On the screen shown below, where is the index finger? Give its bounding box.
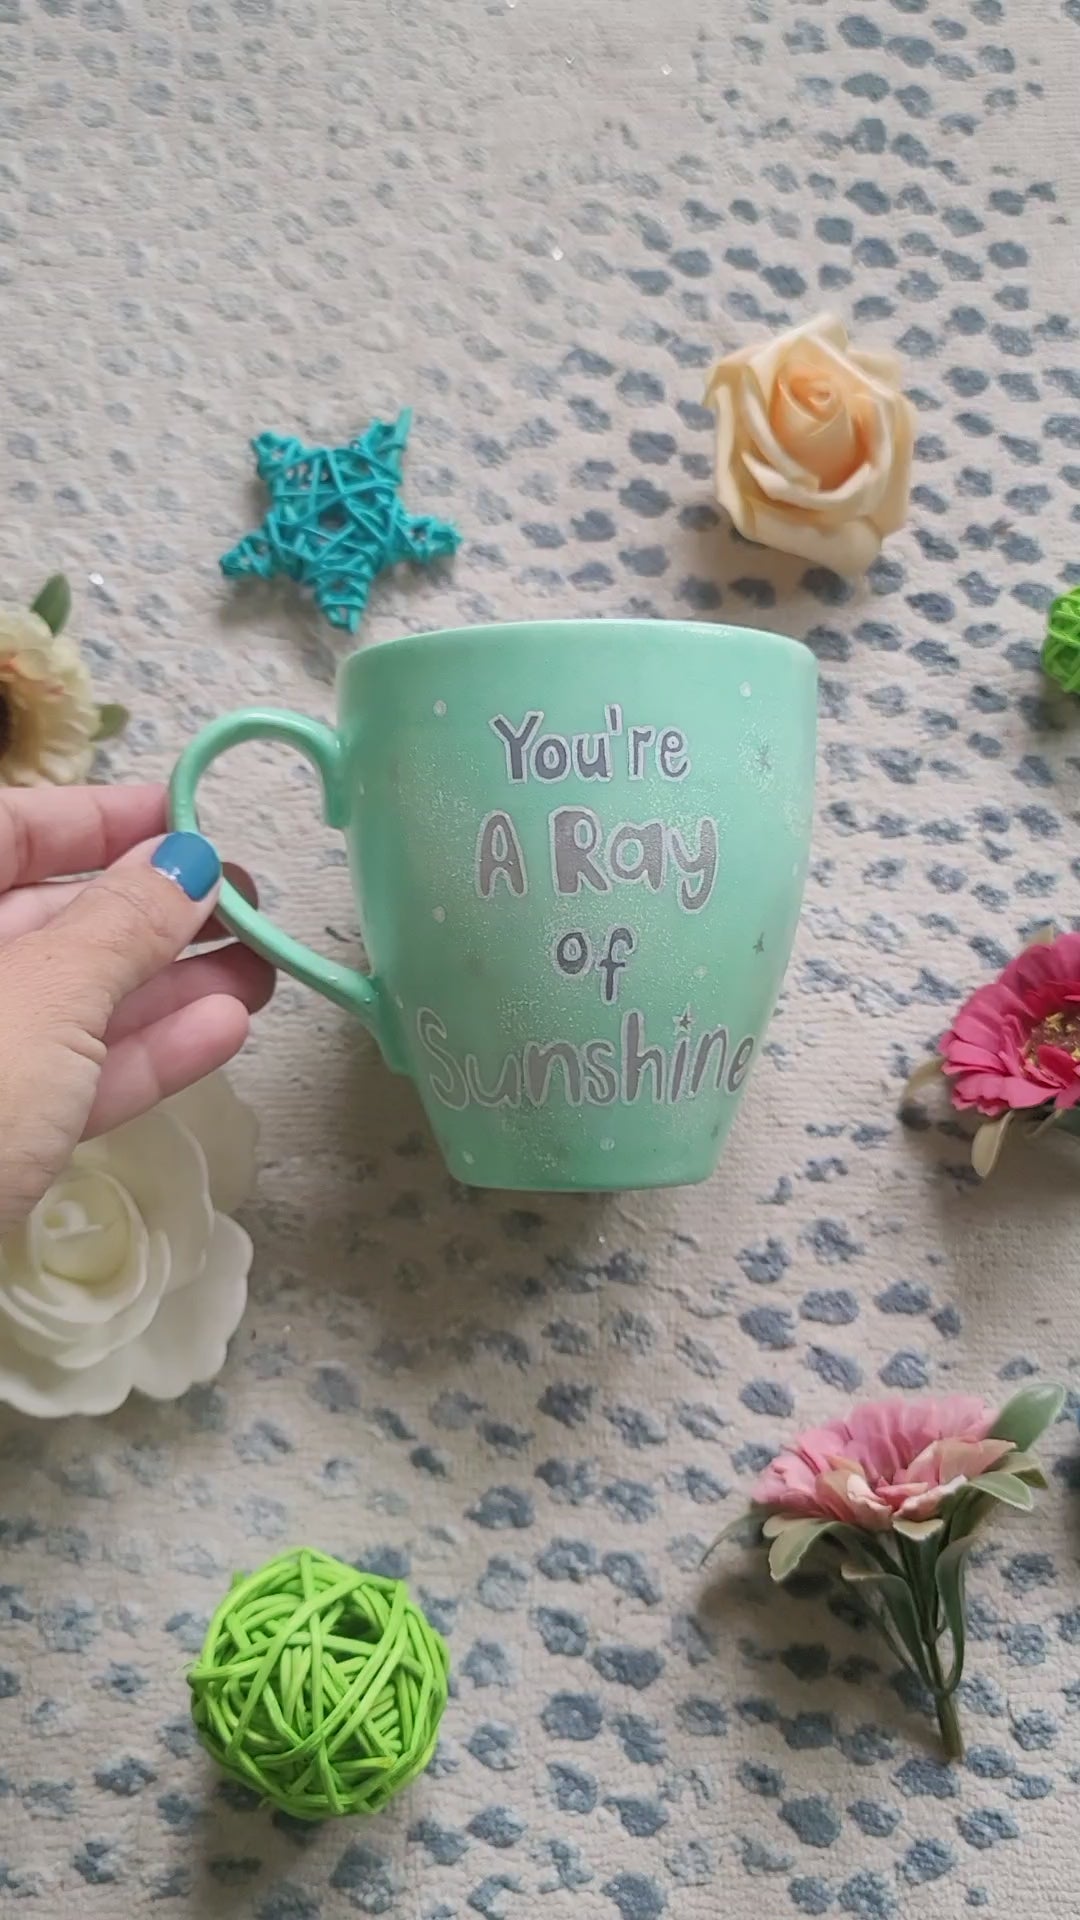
[0,784,168,891]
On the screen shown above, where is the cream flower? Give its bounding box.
[0,606,100,786]
[0,1074,257,1417]
[704,312,915,573]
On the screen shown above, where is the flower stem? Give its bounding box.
[934,1686,964,1762]
[898,1536,965,1763]
[924,1606,963,1760]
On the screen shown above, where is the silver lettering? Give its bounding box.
[608,821,664,890]
[551,808,608,895]
[476,810,528,898]
[623,1010,665,1103]
[490,710,542,782]
[670,817,718,911]
[629,724,655,778]
[690,1024,729,1094]
[417,1008,469,1109]
[525,1042,583,1106]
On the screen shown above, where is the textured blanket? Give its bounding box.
[1,0,1078,1913]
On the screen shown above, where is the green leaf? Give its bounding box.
[971,1112,1013,1177]
[702,1507,766,1563]
[94,703,130,743]
[990,1384,1065,1452]
[823,1523,902,1577]
[835,1583,913,1675]
[871,1573,935,1686]
[935,1537,972,1693]
[903,1057,944,1101]
[968,1471,1035,1512]
[834,1547,935,1685]
[944,1486,1000,1549]
[767,1519,835,1582]
[893,1516,945,1542]
[828,1540,934,1684]
[998,1449,1049,1490]
[30,573,71,636]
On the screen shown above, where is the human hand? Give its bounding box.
[0,784,273,1229]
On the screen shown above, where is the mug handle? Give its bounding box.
[169,708,388,1040]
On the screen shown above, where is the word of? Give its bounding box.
[475,809,718,913]
[553,926,635,1003]
[491,708,690,785]
[417,1007,755,1111]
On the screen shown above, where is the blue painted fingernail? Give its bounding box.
[151,831,222,902]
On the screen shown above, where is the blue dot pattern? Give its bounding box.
[0,0,1079,1915]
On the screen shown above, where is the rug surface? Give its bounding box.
[1,0,1079,1913]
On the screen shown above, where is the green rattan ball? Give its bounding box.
[188,1548,450,1819]
[1042,584,1080,695]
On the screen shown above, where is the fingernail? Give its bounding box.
[151,831,222,902]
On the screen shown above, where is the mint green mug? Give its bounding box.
[170,621,816,1191]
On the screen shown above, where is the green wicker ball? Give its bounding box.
[1042,584,1080,695]
[188,1548,449,1819]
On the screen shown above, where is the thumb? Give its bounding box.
[19,830,224,1034]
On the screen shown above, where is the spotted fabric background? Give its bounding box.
[1,0,1080,1913]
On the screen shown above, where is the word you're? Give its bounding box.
[491,706,691,786]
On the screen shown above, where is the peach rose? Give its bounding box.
[704,312,915,573]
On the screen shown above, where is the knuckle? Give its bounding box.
[89,872,181,954]
[0,1053,97,1228]
[0,1148,50,1229]
[0,791,31,892]
[48,1019,108,1070]
[0,932,112,1039]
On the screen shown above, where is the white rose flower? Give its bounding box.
[0,606,101,786]
[0,1074,257,1417]
[704,311,915,574]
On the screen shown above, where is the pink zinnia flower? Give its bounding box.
[752,1394,1013,1531]
[939,931,1080,1117]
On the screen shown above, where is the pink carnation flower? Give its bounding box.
[939,931,1080,1117]
[752,1394,1012,1531]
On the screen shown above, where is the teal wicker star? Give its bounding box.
[220,409,460,632]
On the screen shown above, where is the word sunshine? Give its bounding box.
[417,1007,755,1111]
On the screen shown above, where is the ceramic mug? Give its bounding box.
[169,620,817,1191]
